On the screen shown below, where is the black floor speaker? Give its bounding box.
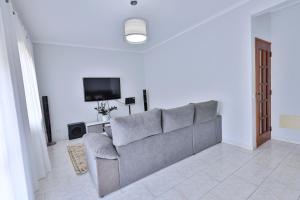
[42,96,56,146]
[68,122,86,140]
[143,89,148,111]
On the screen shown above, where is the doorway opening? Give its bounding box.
[252,0,300,148]
[255,38,272,147]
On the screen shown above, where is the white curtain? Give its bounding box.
[0,115,14,200]
[1,1,51,198]
[0,2,32,200]
[14,14,51,188]
[0,43,15,200]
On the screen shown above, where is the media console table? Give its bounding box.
[85,120,110,134]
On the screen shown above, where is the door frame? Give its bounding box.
[255,38,272,147]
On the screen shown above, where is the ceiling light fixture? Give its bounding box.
[124,1,147,44]
[124,18,147,44]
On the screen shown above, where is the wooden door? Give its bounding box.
[255,38,272,147]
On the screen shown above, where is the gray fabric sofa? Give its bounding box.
[83,100,222,197]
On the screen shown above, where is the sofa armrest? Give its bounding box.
[84,133,118,160]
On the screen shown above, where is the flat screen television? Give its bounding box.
[83,78,121,101]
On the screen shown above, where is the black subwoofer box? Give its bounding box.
[68,122,86,140]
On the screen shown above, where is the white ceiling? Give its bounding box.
[12,0,247,52]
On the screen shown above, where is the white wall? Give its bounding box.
[144,0,291,150]
[252,13,272,42]
[34,44,145,141]
[271,3,300,143]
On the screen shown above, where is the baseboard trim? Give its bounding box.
[271,137,300,145]
[222,139,254,151]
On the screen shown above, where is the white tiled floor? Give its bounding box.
[36,139,300,200]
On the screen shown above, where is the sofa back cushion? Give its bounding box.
[194,101,218,123]
[162,104,194,133]
[111,109,162,146]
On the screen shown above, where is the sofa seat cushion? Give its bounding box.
[193,101,218,123]
[83,133,118,160]
[162,104,194,133]
[111,109,162,146]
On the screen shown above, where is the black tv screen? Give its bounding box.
[83,78,121,101]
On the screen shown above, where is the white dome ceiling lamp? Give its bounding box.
[124,1,147,44]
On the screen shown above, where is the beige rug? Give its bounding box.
[67,144,88,175]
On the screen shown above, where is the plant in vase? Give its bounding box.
[94,101,117,121]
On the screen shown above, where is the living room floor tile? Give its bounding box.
[174,171,219,200]
[172,156,211,179]
[155,188,186,200]
[202,158,241,181]
[268,164,300,190]
[248,178,300,200]
[200,193,220,200]
[140,166,186,196]
[208,176,257,200]
[120,181,155,200]
[234,161,274,185]
[35,139,300,200]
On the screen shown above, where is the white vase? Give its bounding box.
[102,115,110,122]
